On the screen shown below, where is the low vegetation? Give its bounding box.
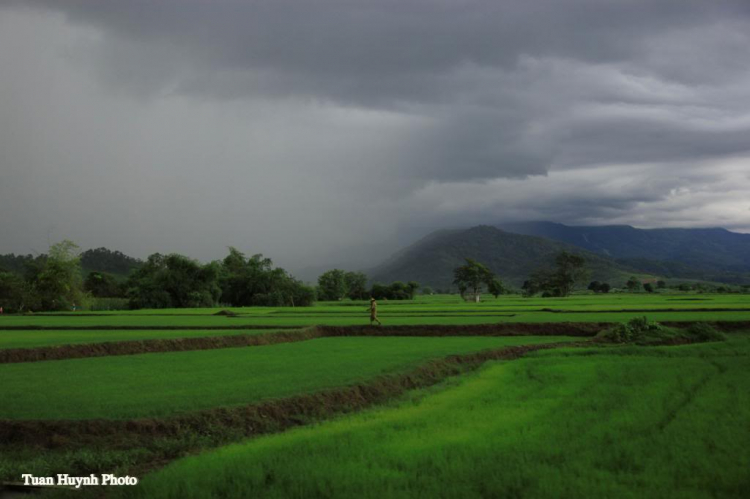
[0,292,748,498]
[0,336,574,420]
[596,317,728,345]
[0,328,286,350]
[126,334,750,499]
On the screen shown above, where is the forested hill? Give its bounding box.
[0,248,142,279]
[369,225,638,290]
[498,222,750,284]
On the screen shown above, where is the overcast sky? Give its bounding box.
[2,0,750,274]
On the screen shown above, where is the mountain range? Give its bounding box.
[4,221,749,289]
[369,225,639,290]
[498,222,750,284]
[369,222,750,289]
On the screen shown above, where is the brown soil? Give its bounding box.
[0,323,604,364]
[316,322,607,337]
[3,321,748,364]
[0,329,325,364]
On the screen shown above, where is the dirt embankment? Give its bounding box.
[316,323,607,338]
[0,329,325,364]
[0,323,604,364]
[3,321,748,364]
[0,342,574,449]
[662,321,750,331]
[0,324,300,331]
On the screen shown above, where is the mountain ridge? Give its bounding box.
[369,225,642,290]
[498,221,750,283]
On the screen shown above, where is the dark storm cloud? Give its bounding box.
[24,0,747,180]
[1,0,750,271]
[11,0,747,95]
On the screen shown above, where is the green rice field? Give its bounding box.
[0,293,748,498]
[1,294,749,332]
[127,334,750,499]
[0,328,285,350]
[0,336,575,420]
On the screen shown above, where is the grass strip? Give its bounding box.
[0,328,290,350]
[0,329,321,364]
[0,341,575,451]
[128,337,750,499]
[3,321,748,364]
[0,337,579,420]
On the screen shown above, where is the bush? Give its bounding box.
[684,323,727,342]
[597,318,728,345]
[596,316,671,344]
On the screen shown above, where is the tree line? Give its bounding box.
[0,241,315,312]
[316,269,421,301]
[3,241,739,312]
[0,241,430,312]
[452,251,589,301]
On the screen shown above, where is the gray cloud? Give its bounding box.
[1,1,749,274]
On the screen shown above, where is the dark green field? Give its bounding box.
[132,336,750,499]
[0,336,575,420]
[0,293,748,498]
[2,294,749,333]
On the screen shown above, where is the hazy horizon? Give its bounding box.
[2,1,750,273]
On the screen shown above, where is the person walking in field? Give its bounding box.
[368,297,382,326]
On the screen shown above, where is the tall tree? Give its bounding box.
[126,253,221,309]
[406,281,420,300]
[345,271,369,300]
[84,271,124,298]
[552,251,589,297]
[626,277,642,292]
[36,240,87,310]
[0,271,27,312]
[487,278,506,298]
[218,248,314,307]
[318,269,349,301]
[453,259,495,303]
[524,252,589,297]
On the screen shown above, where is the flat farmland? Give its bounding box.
[132,335,750,499]
[0,328,287,349]
[1,294,749,331]
[0,336,576,420]
[0,293,748,498]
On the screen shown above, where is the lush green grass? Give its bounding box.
[0,336,575,420]
[2,294,749,329]
[0,329,289,350]
[2,294,749,497]
[129,334,750,499]
[1,310,748,328]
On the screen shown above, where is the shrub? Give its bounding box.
[596,316,671,344]
[684,323,727,342]
[214,309,238,317]
[598,318,728,345]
